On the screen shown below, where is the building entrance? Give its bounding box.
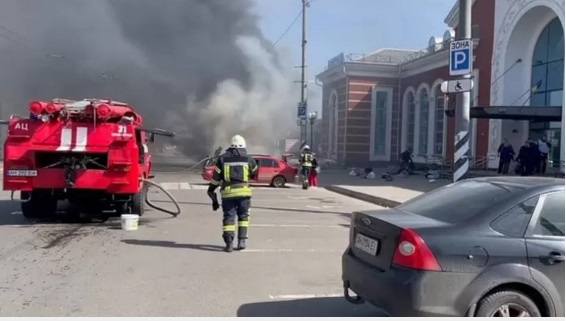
[529,121,562,168]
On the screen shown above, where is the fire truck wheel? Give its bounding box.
[129,185,148,216]
[20,191,58,219]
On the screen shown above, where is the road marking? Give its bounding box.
[287,196,309,200]
[179,182,192,190]
[269,294,343,300]
[252,224,343,228]
[189,184,208,190]
[306,205,344,209]
[156,182,292,191]
[242,249,342,253]
[160,182,180,190]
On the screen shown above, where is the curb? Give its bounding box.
[325,185,402,208]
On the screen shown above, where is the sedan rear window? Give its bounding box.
[395,180,523,224]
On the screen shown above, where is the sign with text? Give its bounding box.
[449,39,473,76]
[327,53,345,69]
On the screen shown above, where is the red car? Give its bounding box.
[202,154,298,188]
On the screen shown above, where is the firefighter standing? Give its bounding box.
[207,135,258,253]
[299,145,317,189]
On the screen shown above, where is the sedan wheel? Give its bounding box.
[271,176,286,188]
[490,304,531,317]
[475,290,540,317]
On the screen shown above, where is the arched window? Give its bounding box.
[406,92,415,151]
[529,17,564,168]
[530,17,564,106]
[418,88,429,155]
[433,84,445,156]
[328,92,339,159]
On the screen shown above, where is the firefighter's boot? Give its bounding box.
[237,239,246,251]
[223,234,234,253]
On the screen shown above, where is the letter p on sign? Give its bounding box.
[449,39,473,76]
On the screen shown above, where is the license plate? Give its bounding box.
[6,170,37,177]
[354,234,379,256]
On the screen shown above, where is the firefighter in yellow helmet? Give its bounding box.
[207,135,258,252]
[299,145,317,189]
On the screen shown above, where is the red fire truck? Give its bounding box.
[2,98,176,220]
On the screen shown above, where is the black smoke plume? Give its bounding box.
[0,0,297,159]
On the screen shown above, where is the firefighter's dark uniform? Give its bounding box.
[299,151,316,188]
[208,147,258,252]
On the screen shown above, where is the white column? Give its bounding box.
[428,97,436,157]
[414,99,421,161]
[487,121,502,169]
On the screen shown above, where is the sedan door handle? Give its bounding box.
[540,252,565,264]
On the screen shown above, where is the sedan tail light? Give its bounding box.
[392,228,441,271]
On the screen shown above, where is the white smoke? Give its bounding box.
[192,36,297,155]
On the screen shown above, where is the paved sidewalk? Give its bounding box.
[319,169,451,208]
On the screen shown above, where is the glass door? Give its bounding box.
[547,90,563,168]
[547,128,562,168]
[529,124,562,169]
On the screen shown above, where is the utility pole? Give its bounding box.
[299,0,308,148]
[453,0,472,182]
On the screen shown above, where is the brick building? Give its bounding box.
[316,0,496,167]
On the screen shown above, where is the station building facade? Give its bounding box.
[488,0,564,170]
[316,0,564,172]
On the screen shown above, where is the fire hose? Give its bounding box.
[141,178,182,216]
[139,156,211,216]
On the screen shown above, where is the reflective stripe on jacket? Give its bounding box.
[210,148,258,199]
[300,152,314,168]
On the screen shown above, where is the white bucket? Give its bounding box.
[121,214,140,231]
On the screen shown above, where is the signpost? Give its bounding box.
[450,0,473,183]
[440,78,474,94]
[449,39,473,76]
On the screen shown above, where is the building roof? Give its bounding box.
[353,48,422,65]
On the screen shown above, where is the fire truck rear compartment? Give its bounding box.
[35,151,109,169]
[19,188,143,220]
[15,152,144,219]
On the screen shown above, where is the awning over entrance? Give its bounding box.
[445,106,562,122]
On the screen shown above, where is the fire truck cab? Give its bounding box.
[2,98,172,220]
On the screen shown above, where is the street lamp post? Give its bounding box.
[308,111,317,150]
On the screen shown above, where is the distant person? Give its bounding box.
[299,145,316,189]
[213,146,223,158]
[528,139,540,175]
[399,148,415,174]
[537,135,551,174]
[516,140,533,176]
[308,156,319,187]
[497,138,515,175]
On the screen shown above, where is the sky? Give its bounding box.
[252,0,456,108]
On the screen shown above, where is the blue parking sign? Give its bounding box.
[449,39,473,76]
[297,102,307,118]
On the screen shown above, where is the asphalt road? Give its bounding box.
[0,171,386,317]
